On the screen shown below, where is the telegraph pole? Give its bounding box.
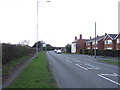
[94,22,96,58]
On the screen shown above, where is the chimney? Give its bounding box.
[105,33,107,35]
[90,36,92,39]
[97,35,99,37]
[75,36,77,40]
[80,34,82,39]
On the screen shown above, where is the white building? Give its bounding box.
[71,42,76,53]
[71,36,77,53]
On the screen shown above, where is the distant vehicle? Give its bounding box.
[54,49,57,53]
[57,49,62,54]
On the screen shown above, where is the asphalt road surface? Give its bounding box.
[46,51,120,88]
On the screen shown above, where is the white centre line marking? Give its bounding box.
[87,67,100,69]
[75,64,88,70]
[98,73,120,86]
[75,63,100,70]
[85,64,101,70]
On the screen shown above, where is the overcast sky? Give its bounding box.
[0,0,119,47]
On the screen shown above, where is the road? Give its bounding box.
[46,51,120,88]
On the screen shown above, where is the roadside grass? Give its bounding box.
[106,57,120,60]
[8,51,58,88]
[97,60,120,65]
[3,56,32,77]
[102,56,120,60]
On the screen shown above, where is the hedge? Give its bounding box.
[84,49,120,57]
[2,43,36,64]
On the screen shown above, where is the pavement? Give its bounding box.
[46,51,120,88]
[2,55,36,88]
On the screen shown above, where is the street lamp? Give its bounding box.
[36,0,51,57]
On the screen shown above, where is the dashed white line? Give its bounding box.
[98,73,120,85]
[85,64,95,67]
[66,59,72,63]
[75,63,100,70]
[75,64,88,70]
[87,67,100,70]
[85,64,100,70]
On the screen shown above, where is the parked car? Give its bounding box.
[57,49,62,54]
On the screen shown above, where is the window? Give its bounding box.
[104,40,107,44]
[108,40,112,44]
[87,47,90,49]
[117,38,120,44]
[87,43,90,45]
[105,40,112,44]
[92,41,98,45]
[94,47,98,49]
[107,47,112,50]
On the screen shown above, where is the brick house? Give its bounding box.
[71,34,89,53]
[85,35,105,50]
[71,33,119,54]
[103,34,118,50]
[115,33,120,50]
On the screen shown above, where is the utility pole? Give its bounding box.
[94,22,96,58]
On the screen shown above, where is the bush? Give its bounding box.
[84,49,120,57]
[84,50,88,54]
[88,50,94,55]
[2,43,36,64]
[65,44,71,53]
[80,49,83,54]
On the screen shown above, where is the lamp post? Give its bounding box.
[36,0,51,57]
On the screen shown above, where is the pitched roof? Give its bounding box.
[103,34,118,40]
[91,35,105,41]
[72,39,90,43]
[84,39,90,44]
[86,35,105,43]
[115,33,120,39]
[108,34,118,39]
[72,39,78,43]
[84,39,90,41]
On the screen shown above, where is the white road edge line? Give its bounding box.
[87,68,100,69]
[66,59,72,63]
[98,74,120,86]
[100,73,120,76]
[75,64,88,70]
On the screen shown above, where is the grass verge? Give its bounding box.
[97,60,120,65]
[8,51,58,88]
[3,56,32,77]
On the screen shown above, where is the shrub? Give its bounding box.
[84,49,120,57]
[79,49,82,54]
[2,43,35,64]
[84,50,88,54]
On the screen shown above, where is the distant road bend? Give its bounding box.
[46,51,119,88]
